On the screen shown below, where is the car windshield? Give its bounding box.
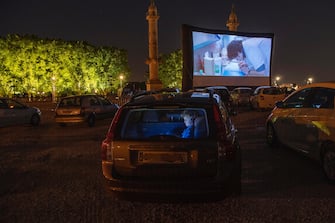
[120,108,208,140]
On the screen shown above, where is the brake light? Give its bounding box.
[101,106,123,161]
[106,106,123,140]
[101,139,112,161]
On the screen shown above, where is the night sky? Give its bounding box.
[1,0,334,85]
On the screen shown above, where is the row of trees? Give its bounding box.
[0,34,130,100]
[0,34,183,100]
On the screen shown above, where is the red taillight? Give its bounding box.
[101,106,123,161]
[101,139,110,161]
[106,106,123,140]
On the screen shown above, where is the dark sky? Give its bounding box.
[1,0,334,85]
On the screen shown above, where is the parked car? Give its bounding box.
[230,87,253,107]
[55,94,119,127]
[101,91,241,197]
[266,82,335,183]
[250,86,286,110]
[205,86,237,115]
[0,97,41,127]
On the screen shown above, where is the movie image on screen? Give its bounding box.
[193,32,272,77]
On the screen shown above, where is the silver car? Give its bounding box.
[55,94,119,127]
[0,98,41,127]
[266,82,335,183]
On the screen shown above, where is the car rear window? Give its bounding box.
[59,97,81,107]
[120,108,209,140]
[263,88,283,95]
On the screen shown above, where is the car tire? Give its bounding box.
[266,123,278,147]
[31,114,40,126]
[87,114,95,127]
[322,144,335,183]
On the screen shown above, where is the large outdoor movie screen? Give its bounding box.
[182,24,274,90]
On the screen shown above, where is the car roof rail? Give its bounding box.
[130,88,180,101]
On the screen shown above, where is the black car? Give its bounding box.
[205,86,237,115]
[101,91,241,197]
[0,97,41,127]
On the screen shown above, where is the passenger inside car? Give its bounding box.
[180,110,196,138]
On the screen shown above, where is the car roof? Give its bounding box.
[125,91,218,107]
[206,86,229,90]
[298,81,335,90]
[60,94,99,99]
[233,87,252,90]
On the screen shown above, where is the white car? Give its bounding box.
[250,86,286,110]
[0,98,41,127]
[266,82,335,183]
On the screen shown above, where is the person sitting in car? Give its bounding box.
[180,110,196,138]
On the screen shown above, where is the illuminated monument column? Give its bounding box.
[226,4,239,31]
[146,0,163,91]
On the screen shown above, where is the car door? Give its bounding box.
[293,87,335,156]
[273,88,313,150]
[97,96,117,118]
[7,99,31,125]
[87,96,103,118]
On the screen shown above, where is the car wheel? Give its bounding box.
[266,124,278,147]
[87,115,95,127]
[31,114,40,126]
[322,144,335,183]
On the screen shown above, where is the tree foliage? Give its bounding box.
[158,49,183,89]
[0,34,129,98]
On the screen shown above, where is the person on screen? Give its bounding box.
[226,38,271,76]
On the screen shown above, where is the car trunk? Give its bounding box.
[112,140,218,179]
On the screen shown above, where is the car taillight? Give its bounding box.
[101,139,112,161]
[260,95,265,100]
[213,104,235,160]
[101,106,123,161]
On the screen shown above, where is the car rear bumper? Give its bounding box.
[55,116,86,123]
[102,162,236,195]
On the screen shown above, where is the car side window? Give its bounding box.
[284,88,312,108]
[88,96,100,106]
[99,97,112,106]
[310,87,335,109]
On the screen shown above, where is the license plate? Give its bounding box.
[138,151,188,164]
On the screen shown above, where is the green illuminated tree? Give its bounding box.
[0,34,129,98]
[158,49,183,89]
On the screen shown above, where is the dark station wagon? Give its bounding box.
[101,91,241,197]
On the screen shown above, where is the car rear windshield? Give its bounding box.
[120,108,209,140]
[58,97,82,107]
[263,88,283,95]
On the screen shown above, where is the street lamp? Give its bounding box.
[275,76,281,86]
[307,77,313,84]
[119,75,124,89]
